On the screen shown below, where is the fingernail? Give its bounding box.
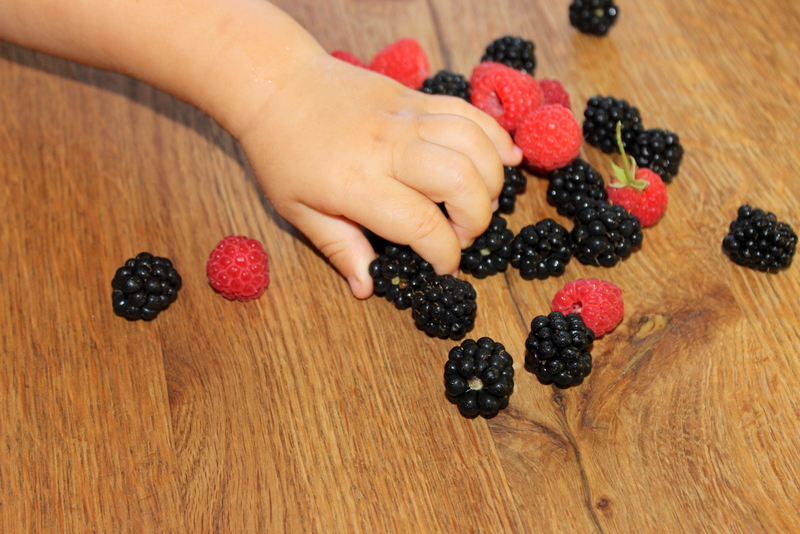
[513,145,524,159]
[491,199,499,212]
[349,276,362,295]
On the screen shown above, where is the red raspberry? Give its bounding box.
[606,122,668,226]
[368,38,430,89]
[514,104,582,173]
[539,78,571,109]
[331,49,366,68]
[552,278,623,337]
[469,62,543,134]
[206,235,270,302]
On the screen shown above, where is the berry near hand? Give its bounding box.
[497,165,528,215]
[460,214,514,278]
[470,61,543,134]
[526,311,594,387]
[368,38,430,89]
[111,252,182,321]
[331,49,366,68]
[369,243,433,309]
[420,70,471,102]
[514,104,583,174]
[206,235,270,301]
[551,278,623,337]
[444,337,515,417]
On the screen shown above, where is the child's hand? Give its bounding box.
[238,53,522,298]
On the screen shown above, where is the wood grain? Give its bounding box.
[2,0,800,532]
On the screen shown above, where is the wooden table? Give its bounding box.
[3,1,800,532]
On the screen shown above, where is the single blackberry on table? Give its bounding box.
[111,252,182,320]
[510,219,573,280]
[571,199,644,267]
[480,35,536,75]
[526,311,594,387]
[444,337,515,417]
[369,244,433,310]
[461,214,514,278]
[547,158,608,219]
[569,0,619,36]
[583,95,643,154]
[628,128,684,184]
[722,205,798,272]
[498,165,528,215]
[420,70,471,102]
[411,274,477,340]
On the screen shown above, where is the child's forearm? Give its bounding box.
[0,0,325,137]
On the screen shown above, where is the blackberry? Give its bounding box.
[510,219,573,280]
[411,274,477,340]
[498,165,528,215]
[460,214,514,278]
[722,205,798,272]
[420,70,471,102]
[583,95,643,154]
[369,244,433,310]
[444,337,514,417]
[111,252,182,320]
[481,35,536,75]
[628,128,684,184]
[571,199,644,267]
[547,158,608,219]
[569,0,619,36]
[525,311,594,387]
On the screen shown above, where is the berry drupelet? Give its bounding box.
[510,219,573,280]
[444,337,515,417]
[460,214,514,278]
[571,199,644,267]
[547,158,608,220]
[420,70,471,102]
[525,311,594,387]
[583,95,643,154]
[369,244,433,310]
[498,165,528,215]
[722,205,798,272]
[628,128,684,184]
[411,274,477,340]
[481,35,536,75]
[569,0,619,36]
[111,252,182,320]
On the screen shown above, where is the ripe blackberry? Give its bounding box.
[526,311,594,387]
[369,244,433,310]
[569,0,619,36]
[628,128,684,184]
[547,158,608,219]
[480,35,536,75]
[444,337,515,417]
[412,274,477,340]
[420,70,471,102]
[460,214,514,278]
[510,219,573,280]
[111,252,182,320]
[583,95,643,154]
[571,199,644,267]
[498,165,528,215]
[722,205,798,272]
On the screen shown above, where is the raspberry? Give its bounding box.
[569,0,619,36]
[514,104,583,173]
[368,38,430,89]
[722,205,798,272]
[605,122,668,227]
[331,49,366,68]
[111,252,182,321]
[480,35,536,75]
[547,158,608,220]
[497,165,528,214]
[420,70,471,102]
[551,278,623,337]
[460,214,514,278]
[525,311,594,387]
[470,62,543,134]
[444,337,515,417]
[206,235,270,301]
[539,78,571,109]
[369,243,433,309]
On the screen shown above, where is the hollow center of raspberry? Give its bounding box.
[468,376,484,391]
[569,300,583,314]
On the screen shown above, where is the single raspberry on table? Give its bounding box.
[539,78,571,109]
[514,104,582,174]
[605,122,668,227]
[551,278,623,337]
[206,235,270,301]
[368,38,430,89]
[331,49,366,68]
[470,61,543,134]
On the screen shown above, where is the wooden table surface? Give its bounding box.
[3,0,800,532]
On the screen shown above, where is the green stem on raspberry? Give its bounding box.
[609,121,649,192]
